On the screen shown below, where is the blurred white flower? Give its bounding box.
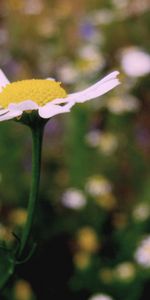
[134,236,150,267]
[88,294,114,300]
[113,0,150,17]
[112,0,128,9]
[57,62,78,84]
[114,262,136,281]
[61,188,86,209]
[23,0,44,15]
[90,9,115,25]
[128,0,150,15]
[133,203,150,222]
[77,45,105,74]
[37,18,56,37]
[98,132,118,155]
[86,175,112,197]
[86,130,118,155]
[120,47,150,77]
[106,95,140,114]
[78,45,101,61]
[85,130,101,147]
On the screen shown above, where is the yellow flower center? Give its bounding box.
[0,79,67,108]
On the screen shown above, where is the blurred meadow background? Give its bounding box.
[0,0,150,299]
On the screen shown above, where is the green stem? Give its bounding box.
[18,123,44,257]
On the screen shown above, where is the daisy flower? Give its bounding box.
[134,236,150,267]
[88,294,114,300]
[0,69,120,122]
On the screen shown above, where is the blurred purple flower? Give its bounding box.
[79,21,97,41]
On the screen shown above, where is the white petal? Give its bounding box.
[65,71,120,103]
[52,72,119,105]
[97,71,119,84]
[38,101,75,119]
[8,100,38,112]
[66,80,120,103]
[0,110,22,122]
[46,77,55,81]
[0,108,9,116]
[0,69,10,91]
[70,71,119,97]
[51,98,68,104]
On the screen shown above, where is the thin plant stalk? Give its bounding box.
[18,123,44,257]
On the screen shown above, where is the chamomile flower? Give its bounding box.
[88,294,114,300]
[61,188,86,209]
[120,47,150,77]
[134,236,150,267]
[0,69,120,122]
[114,262,136,282]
